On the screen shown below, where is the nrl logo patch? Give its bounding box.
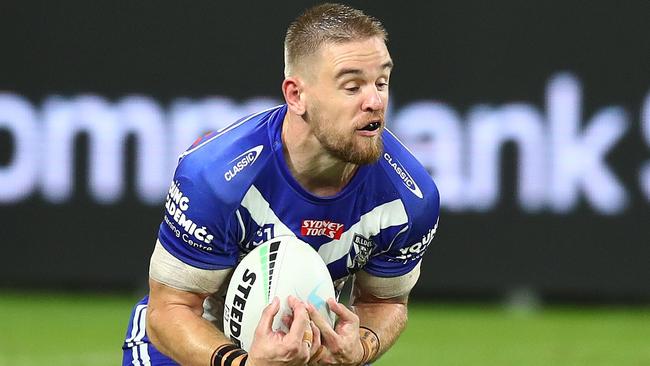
[347,233,374,271]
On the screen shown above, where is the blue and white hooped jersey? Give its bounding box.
[160,104,440,288]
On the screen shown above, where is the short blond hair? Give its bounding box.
[284,3,388,77]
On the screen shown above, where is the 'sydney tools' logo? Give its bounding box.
[301,220,345,240]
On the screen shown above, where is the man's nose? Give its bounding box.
[361,87,384,112]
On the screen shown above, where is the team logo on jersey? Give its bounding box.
[243,224,275,252]
[164,181,215,251]
[224,145,264,181]
[301,220,345,240]
[347,234,375,271]
[383,152,423,199]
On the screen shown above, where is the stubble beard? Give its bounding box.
[307,106,384,165]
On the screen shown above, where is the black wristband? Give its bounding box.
[211,344,238,366]
[223,349,247,366]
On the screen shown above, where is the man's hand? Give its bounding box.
[306,298,365,366]
[248,296,322,366]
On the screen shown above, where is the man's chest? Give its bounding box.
[235,185,409,282]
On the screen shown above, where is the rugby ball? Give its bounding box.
[223,236,336,351]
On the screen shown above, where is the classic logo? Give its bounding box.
[301,220,345,240]
[383,152,423,199]
[347,233,374,270]
[224,145,264,181]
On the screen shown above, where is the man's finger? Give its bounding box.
[306,302,338,341]
[326,298,357,323]
[282,312,294,330]
[285,297,311,344]
[302,329,313,348]
[308,321,322,360]
[257,296,280,334]
[287,295,304,309]
[308,345,326,366]
[310,320,321,348]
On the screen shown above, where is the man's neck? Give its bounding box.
[281,113,358,197]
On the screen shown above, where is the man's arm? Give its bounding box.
[145,241,235,365]
[146,241,317,366]
[147,278,232,366]
[307,263,421,365]
[350,300,407,363]
[349,267,417,363]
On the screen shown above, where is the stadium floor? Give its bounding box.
[1,291,649,366]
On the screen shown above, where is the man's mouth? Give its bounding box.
[358,121,381,132]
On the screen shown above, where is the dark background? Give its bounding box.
[1,0,649,302]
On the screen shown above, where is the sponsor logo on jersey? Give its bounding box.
[392,220,438,262]
[383,152,423,199]
[301,220,345,240]
[224,145,264,181]
[164,181,215,251]
[348,233,374,270]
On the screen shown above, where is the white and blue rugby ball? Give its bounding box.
[223,236,336,351]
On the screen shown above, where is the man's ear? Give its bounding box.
[282,77,306,116]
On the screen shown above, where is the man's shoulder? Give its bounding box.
[173,105,285,204]
[364,129,440,271]
[378,128,440,207]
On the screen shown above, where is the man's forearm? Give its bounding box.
[351,301,408,362]
[147,279,232,366]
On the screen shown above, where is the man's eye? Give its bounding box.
[377,83,389,90]
[345,87,360,92]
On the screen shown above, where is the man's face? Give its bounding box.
[302,37,392,165]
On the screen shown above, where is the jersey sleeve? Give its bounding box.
[157,157,241,270]
[364,185,440,278]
